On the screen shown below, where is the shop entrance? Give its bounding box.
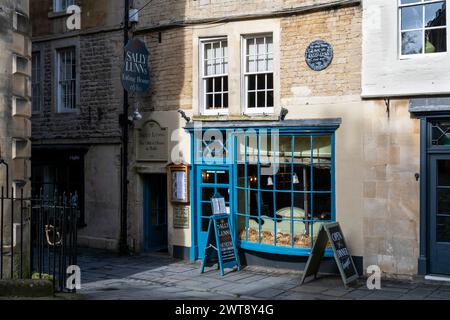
[196,167,231,258]
[143,174,168,252]
[429,155,450,275]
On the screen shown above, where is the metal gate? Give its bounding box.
[0,188,78,293]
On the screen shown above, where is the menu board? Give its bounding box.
[301,222,359,287]
[200,214,240,276]
[216,217,236,264]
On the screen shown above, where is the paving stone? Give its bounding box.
[321,288,354,297]
[251,288,285,299]
[291,285,328,294]
[342,289,373,299]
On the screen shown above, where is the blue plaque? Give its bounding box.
[305,40,333,71]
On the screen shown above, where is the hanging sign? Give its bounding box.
[200,214,240,276]
[121,38,150,93]
[305,39,333,71]
[300,222,359,288]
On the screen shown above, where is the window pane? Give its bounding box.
[214,77,222,92]
[438,160,450,186]
[437,216,450,243]
[206,78,213,93]
[402,30,423,55]
[401,6,423,30]
[437,188,450,215]
[248,92,256,108]
[313,165,331,191]
[401,0,419,4]
[267,91,274,108]
[247,38,256,55]
[425,28,447,53]
[313,136,332,162]
[257,74,266,90]
[432,121,450,145]
[223,76,228,92]
[293,136,311,162]
[267,73,273,90]
[223,93,228,109]
[206,94,213,109]
[214,94,222,108]
[276,163,292,191]
[257,91,266,108]
[425,2,446,27]
[293,164,311,192]
[279,136,293,162]
[248,75,256,90]
[313,194,332,221]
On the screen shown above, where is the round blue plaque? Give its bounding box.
[305,40,333,71]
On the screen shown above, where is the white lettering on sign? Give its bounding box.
[125,52,149,74]
[331,231,343,242]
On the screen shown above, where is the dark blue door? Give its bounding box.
[144,174,168,252]
[430,155,450,275]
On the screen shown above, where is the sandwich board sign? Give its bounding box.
[300,222,359,288]
[200,194,240,276]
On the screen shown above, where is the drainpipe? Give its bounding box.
[119,0,130,255]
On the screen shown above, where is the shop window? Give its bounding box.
[243,35,274,113]
[56,47,77,112]
[399,0,447,56]
[32,52,41,112]
[236,132,334,250]
[200,38,229,114]
[53,0,75,12]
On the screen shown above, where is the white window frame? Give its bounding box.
[200,37,229,115]
[398,0,448,59]
[53,0,75,12]
[56,47,77,113]
[241,34,274,115]
[32,52,41,113]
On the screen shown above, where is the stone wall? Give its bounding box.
[31,30,123,144]
[136,0,352,28]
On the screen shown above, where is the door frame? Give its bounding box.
[418,116,450,275]
[194,165,232,260]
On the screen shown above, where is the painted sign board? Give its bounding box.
[200,214,240,276]
[300,222,359,288]
[305,39,333,71]
[121,38,150,93]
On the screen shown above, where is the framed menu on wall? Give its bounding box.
[167,163,190,204]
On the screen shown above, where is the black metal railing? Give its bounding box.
[0,188,78,293]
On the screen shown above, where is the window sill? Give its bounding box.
[399,51,448,60]
[48,11,71,19]
[193,114,279,121]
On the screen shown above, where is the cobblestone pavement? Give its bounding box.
[77,248,450,300]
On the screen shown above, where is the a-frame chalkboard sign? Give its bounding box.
[200,214,240,276]
[300,222,359,288]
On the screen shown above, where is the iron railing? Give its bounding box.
[0,188,78,293]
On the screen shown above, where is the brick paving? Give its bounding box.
[76,248,450,300]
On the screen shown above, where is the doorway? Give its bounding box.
[143,174,168,252]
[429,155,450,275]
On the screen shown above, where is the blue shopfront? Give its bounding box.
[186,119,341,267]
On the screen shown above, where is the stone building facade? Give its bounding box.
[30,0,124,250]
[125,0,436,279]
[0,0,32,277]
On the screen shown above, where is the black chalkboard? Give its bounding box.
[216,217,236,264]
[200,214,240,276]
[301,222,359,287]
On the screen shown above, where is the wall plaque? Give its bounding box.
[305,39,333,71]
[137,120,168,162]
[173,205,189,229]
